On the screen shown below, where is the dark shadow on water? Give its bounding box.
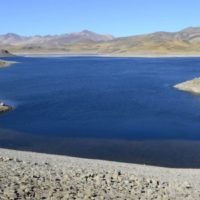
[1,128,200,168]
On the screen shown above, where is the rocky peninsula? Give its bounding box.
[174,77,200,94]
[0,148,199,199]
[0,60,12,68]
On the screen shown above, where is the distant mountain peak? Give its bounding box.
[4,33,19,36]
[180,26,200,33]
[3,33,21,39]
[67,30,115,41]
[0,30,114,46]
[81,29,93,33]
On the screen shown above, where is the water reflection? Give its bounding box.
[1,128,200,168]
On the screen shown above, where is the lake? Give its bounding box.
[1,56,200,167]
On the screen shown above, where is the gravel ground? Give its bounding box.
[0,148,200,200]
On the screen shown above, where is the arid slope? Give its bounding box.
[1,27,200,55]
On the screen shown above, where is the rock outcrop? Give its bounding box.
[0,103,12,113]
[0,49,13,57]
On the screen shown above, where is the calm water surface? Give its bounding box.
[1,56,200,167]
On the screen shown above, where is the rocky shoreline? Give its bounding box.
[174,77,200,94]
[0,148,200,199]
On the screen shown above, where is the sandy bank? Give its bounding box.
[0,148,200,199]
[174,77,200,94]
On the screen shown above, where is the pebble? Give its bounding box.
[0,150,199,200]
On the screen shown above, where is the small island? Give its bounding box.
[0,102,12,113]
[174,77,200,94]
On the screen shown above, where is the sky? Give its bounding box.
[0,0,200,37]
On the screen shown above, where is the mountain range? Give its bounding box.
[1,27,200,56]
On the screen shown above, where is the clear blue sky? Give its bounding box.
[0,0,200,36]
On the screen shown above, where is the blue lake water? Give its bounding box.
[1,56,200,167]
